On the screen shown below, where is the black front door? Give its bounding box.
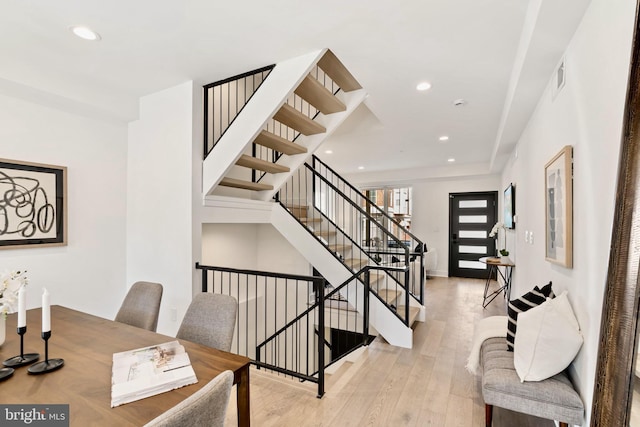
[449,192,498,279]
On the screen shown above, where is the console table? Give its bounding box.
[479,256,515,308]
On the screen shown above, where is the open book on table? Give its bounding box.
[111,340,198,407]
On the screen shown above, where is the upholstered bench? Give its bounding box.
[480,337,584,427]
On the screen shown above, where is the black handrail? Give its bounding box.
[278,164,415,317]
[304,163,409,249]
[312,154,423,245]
[311,155,425,304]
[196,262,323,290]
[298,162,420,310]
[196,262,327,397]
[255,264,406,376]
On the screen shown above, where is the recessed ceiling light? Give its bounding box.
[69,26,101,41]
[325,150,333,154]
[358,166,365,170]
[439,136,449,141]
[447,158,456,163]
[416,82,432,91]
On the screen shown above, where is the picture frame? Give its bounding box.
[544,146,573,268]
[0,158,67,249]
[504,183,515,229]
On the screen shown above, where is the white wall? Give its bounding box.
[500,0,635,423]
[0,94,128,318]
[201,224,260,269]
[256,225,313,275]
[201,223,310,276]
[127,81,200,336]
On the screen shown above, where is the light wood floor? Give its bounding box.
[225,276,554,426]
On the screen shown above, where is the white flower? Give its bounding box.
[0,270,28,315]
[489,222,505,238]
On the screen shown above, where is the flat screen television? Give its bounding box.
[504,183,515,229]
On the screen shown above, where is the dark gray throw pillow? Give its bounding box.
[506,281,555,351]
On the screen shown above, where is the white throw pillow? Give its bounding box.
[513,291,583,382]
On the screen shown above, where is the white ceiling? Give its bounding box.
[0,0,590,181]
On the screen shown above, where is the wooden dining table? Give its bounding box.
[0,305,251,426]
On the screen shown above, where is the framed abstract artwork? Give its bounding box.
[544,146,573,268]
[0,159,67,249]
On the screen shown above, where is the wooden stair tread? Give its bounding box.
[324,347,369,393]
[253,130,307,155]
[273,104,326,135]
[314,230,337,238]
[298,217,322,224]
[317,50,362,92]
[294,74,347,115]
[344,258,368,270]
[377,289,401,304]
[235,155,289,174]
[219,177,273,191]
[327,243,351,252]
[396,305,420,326]
[325,360,353,385]
[359,270,386,285]
[249,365,316,393]
[285,205,308,217]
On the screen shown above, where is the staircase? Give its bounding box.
[201,49,425,349]
[272,168,423,348]
[203,49,366,201]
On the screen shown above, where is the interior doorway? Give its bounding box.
[448,192,498,279]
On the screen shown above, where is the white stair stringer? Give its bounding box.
[270,204,413,349]
[202,195,274,224]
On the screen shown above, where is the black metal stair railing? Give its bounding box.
[195,262,399,398]
[203,65,275,158]
[196,262,326,396]
[203,63,345,185]
[277,163,419,326]
[254,264,405,395]
[311,155,426,304]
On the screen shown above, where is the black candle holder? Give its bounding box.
[3,326,40,368]
[28,331,64,374]
[0,367,14,381]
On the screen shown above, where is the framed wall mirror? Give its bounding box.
[591,2,640,425]
[503,183,515,230]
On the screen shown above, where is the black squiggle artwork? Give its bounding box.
[0,171,56,239]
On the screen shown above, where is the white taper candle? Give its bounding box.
[17,286,26,328]
[42,288,50,333]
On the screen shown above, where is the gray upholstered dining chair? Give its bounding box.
[143,370,234,427]
[176,293,237,352]
[114,281,163,332]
